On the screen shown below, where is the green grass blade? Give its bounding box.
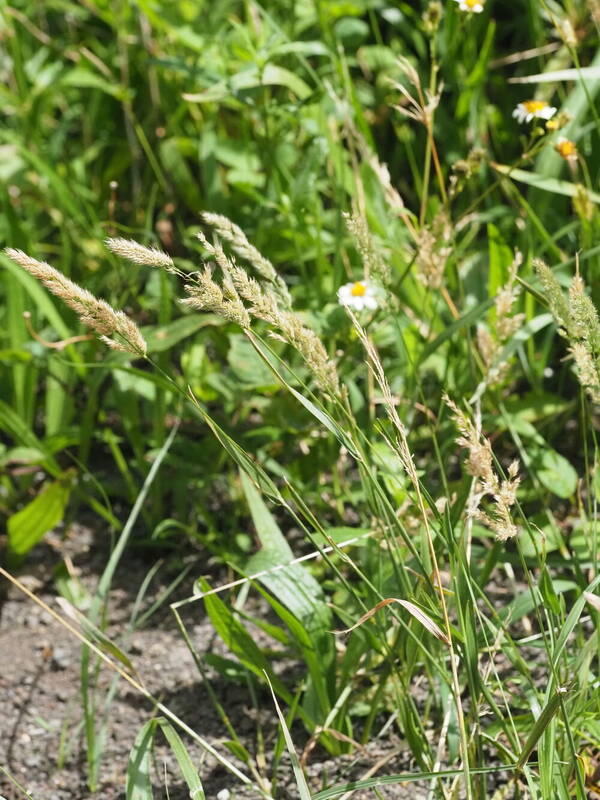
[516,688,568,771]
[126,719,156,800]
[491,164,600,204]
[264,671,312,800]
[157,718,206,800]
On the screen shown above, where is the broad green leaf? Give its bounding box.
[143,314,223,353]
[240,472,333,649]
[532,447,578,499]
[113,369,157,401]
[498,579,576,617]
[112,365,176,394]
[228,336,277,388]
[271,41,330,58]
[61,68,124,98]
[501,411,577,498]
[240,470,292,559]
[253,582,331,721]
[518,524,563,558]
[0,446,46,467]
[503,392,569,423]
[310,526,371,547]
[8,471,74,556]
[196,577,290,701]
[183,64,312,103]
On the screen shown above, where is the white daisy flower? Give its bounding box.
[453,0,485,11]
[337,280,378,311]
[512,100,557,124]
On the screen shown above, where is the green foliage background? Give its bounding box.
[2,1,600,796]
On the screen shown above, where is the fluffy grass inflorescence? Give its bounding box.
[445,395,520,541]
[534,258,600,402]
[477,250,525,385]
[4,2,600,799]
[105,238,176,271]
[106,221,341,396]
[201,212,292,308]
[196,228,340,395]
[5,248,147,356]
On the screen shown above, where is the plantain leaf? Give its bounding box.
[8,470,74,557]
[143,314,223,353]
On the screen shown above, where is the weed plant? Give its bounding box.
[2,1,600,799]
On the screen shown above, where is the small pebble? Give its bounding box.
[51,647,71,670]
[130,637,144,655]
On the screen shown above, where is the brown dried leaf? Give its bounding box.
[334,596,450,645]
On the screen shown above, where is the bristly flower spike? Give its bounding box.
[4,248,147,356]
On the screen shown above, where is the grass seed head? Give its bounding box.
[201,212,292,308]
[535,258,600,402]
[344,211,390,285]
[5,248,147,356]
[182,266,251,328]
[445,394,520,541]
[414,215,451,289]
[105,237,175,271]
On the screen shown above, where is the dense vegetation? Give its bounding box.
[2,0,600,797]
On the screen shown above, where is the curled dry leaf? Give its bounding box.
[334,596,450,645]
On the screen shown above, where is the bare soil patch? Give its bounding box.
[0,526,424,800]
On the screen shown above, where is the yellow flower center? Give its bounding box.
[556,139,577,159]
[465,0,482,7]
[522,100,548,114]
[350,281,367,297]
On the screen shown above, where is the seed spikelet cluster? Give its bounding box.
[477,250,525,385]
[534,259,600,403]
[445,395,520,541]
[5,249,147,356]
[105,238,175,271]
[344,211,390,285]
[201,213,291,308]
[195,230,339,395]
[413,212,451,289]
